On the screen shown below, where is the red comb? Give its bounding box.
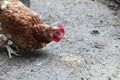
[57,24,65,35]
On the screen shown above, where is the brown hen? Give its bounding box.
[0,0,65,58]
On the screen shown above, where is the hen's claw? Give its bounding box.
[0,34,21,59]
[6,45,20,59]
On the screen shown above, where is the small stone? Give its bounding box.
[31,70,34,72]
[108,78,111,80]
[100,20,103,23]
[90,30,100,35]
[81,78,84,80]
[113,12,117,16]
[117,37,120,40]
[94,42,105,49]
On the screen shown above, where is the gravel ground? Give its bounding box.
[0,0,120,80]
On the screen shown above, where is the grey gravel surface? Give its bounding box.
[0,0,120,80]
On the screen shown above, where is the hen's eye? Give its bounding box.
[56,31,60,34]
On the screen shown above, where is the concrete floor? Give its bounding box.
[0,0,120,80]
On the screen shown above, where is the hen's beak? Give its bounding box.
[59,36,65,39]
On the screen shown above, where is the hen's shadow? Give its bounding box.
[16,49,50,59]
[0,47,50,61]
[0,48,53,69]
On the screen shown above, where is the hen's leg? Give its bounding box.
[5,45,20,59]
[0,34,20,58]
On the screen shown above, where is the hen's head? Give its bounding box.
[50,24,65,42]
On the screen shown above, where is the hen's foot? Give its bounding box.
[6,45,21,59]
